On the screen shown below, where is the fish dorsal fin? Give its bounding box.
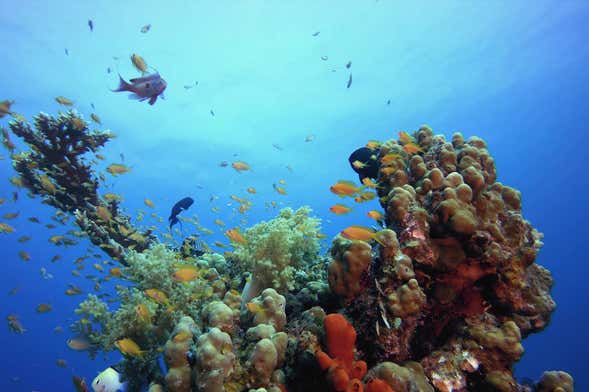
[129,73,160,84]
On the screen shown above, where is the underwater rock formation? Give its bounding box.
[3,113,573,391]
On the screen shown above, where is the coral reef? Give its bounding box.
[4,113,573,391]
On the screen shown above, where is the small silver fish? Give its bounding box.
[113,73,167,105]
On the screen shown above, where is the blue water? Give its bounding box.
[1,1,588,390]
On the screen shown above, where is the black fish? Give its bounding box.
[88,19,94,31]
[169,197,194,229]
[312,31,320,37]
[349,147,380,181]
[346,74,352,88]
[387,99,390,105]
[64,48,69,56]
[346,61,352,69]
[210,109,215,117]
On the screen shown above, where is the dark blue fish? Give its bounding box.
[169,197,194,229]
[346,73,352,88]
[88,19,94,31]
[349,147,380,181]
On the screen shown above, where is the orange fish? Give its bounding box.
[136,303,152,322]
[398,131,413,145]
[67,336,91,351]
[90,113,101,124]
[144,199,155,208]
[109,267,123,277]
[173,331,192,343]
[131,54,148,74]
[231,161,251,172]
[18,251,31,261]
[225,228,246,244]
[0,222,15,233]
[351,160,368,169]
[214,219,225,226]
[144,288,169,304]
[172,266,199,282]
[106,163,131,176]
[0,100,14,117]
[329,204,352,215]
[115,338,144,356]
[354,192,376,203]
[36,303,53,313]
[273,183,287,195]
[246,187,256,194]
[3,212,19,220]
[365,140,381,150]
[246,302,264,316]
[380,153,402,165]
[361,178,378,188]
[341,225,384,245]
[367,210,384,221]
[329,180,363,197]
[403,142,422,155]
[380,167,398,176]
[55,96,74,106]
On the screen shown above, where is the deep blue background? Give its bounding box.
[0,1,587,390]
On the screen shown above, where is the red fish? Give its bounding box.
[113,73,167,105]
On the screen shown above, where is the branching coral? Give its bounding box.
[5,111,155,261]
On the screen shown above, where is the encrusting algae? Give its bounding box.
[0,111,574,391]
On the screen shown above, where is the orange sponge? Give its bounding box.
[365,379,394,392]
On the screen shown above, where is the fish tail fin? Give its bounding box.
[113,74,132,92]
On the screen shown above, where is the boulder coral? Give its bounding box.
[164,317,198,391]
[328,237,372,301]
[195,327,235,392]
